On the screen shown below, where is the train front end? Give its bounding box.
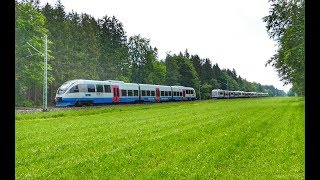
[55,80,79,107]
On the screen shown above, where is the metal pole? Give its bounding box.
[199,80,201,100]
[227,79,229,99]
[227,79,229,91]
[43,35,48,111]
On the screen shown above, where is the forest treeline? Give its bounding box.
[15,0,287,107]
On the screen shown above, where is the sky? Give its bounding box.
[39,0,292,93]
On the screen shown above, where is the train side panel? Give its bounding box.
[171,86,183,101]
[118,83,140,103]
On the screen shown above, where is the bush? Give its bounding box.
[22,100,34,107]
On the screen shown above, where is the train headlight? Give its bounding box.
[55,97,62,102]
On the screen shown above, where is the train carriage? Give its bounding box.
[158,85,173,102]
[184,87,196,100]
[229,91,235,98]
[118,82,140,103]
[55,79,141,106]
[55,79,116,106]
[171,86,183,101]
[211,89,225,99]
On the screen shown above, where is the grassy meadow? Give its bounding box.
[15,97,305,179]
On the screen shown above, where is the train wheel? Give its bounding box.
[75,101,82,107]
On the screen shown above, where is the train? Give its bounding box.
[211,89,269,99]
[54,79,269,107]
[54,79,196,107]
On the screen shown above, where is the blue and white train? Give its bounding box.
[55,79,196,107]
[211,89,269,99]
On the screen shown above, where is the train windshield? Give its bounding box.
[56,80,77,94]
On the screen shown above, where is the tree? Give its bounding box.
[42,2,101,103]
[212,63,222,81]
[128,34,155,83]
[287,88,295,96]
[200,83,213,100]
[98,15,130,81]
[263,0,304,95]
[190,54,203,80]
[148,60,166,85]
[15,0,53,106]
[201,58,214,84]
[175,55,199,88]
[165,54,181,85]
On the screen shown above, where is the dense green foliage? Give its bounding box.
[15,0,286,107]
[263,0,304,96]
[15,0,54,107]
[16,97,304,178]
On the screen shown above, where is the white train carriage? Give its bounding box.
[211,89,225,99]
[229,91,235,98]
[170,86,196,101]
[233,91,243,98]
[239,91,245,98]
[243,92,250,98]
[171,86,184,101]
[55,79,139,106]
[137,84,170,102]
[184,86,196,100]
[259,92,269,97]
[138,84,157,102]
[118,82,140,103]
[55,79,114,106]
[249,92,257,98]
[159,85,173,102]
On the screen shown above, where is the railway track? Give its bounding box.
[15,100,187,113]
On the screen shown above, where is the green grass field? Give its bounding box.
[16,97,304,179]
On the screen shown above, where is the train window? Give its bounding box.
[142,90,146,96]
[104,85,111,93]
[186,90,189,94]
[174,92,177,96]
[96,84,103,92]
[151,91,155,96]
[147,91,151,96]
[69,85,79,93]
[121,89,127,97]
[128,90,133,96]
[78,84,86,92]
[168,91,171,96]
[87,84,95,92]
[134,90,138,96]
[180,92,182,96]
[161,91,164,96]
[191,90,194,94]
[165,91,168,96]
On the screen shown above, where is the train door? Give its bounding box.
[183,90,186,100]
[112,85,120,103]
[156,88,160,102]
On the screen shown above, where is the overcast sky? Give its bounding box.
[39,0,292,92]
